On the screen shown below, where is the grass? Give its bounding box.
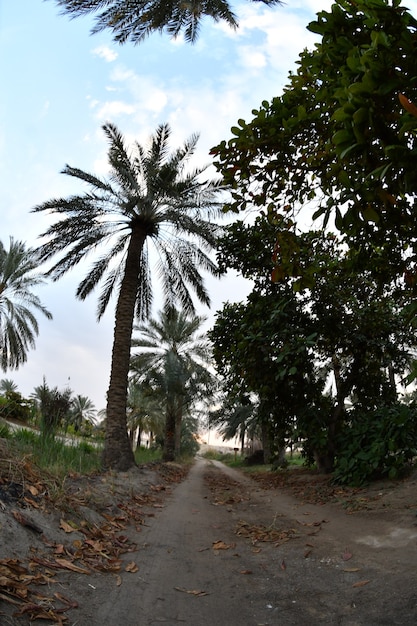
[10,428,102,478]
[134,445,162,464]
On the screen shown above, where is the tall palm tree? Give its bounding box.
[53,0,282,44]
[131,306,217,460]
[0,238,52,372]
[32,123,223,470]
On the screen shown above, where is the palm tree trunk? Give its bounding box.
[102,229,145,471]
[163,404,176,462]
[174,399,183,459]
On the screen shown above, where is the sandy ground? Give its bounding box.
[1,446,417,625]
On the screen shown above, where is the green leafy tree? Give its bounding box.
[209,286,320,464]
[213,210,416,473]
[33,123,223,470]
[131,306,216,460]
[0,389,32,423]
[0,238,52,371]
[52,0,282,44]
[212,0,417,284]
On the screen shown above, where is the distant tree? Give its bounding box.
[126,380,164,449]
[0,379,18,394]
[0,238,52,371]
[69,394,97,432]
[52,0,282,44]
[33,123,223,470]
[31,378,72,439]
[131,306,216,460]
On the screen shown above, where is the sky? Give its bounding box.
[0,0,391,411]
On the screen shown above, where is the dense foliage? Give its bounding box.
[209,0,417,483]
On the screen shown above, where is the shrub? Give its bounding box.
[334,404,417,486]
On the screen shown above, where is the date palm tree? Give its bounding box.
[0,238,52,371]
[130,305,217,460]
[52,0,282,44]
[69,394,97,432]
[32,123,223,470]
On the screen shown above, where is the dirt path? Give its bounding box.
[68,457,417,625]
[2,456,417,625]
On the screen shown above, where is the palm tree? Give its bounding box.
[53,0,282,44]
[126,380,164,449]
[0,238,52,372]
[32,123,223,470]
[0,379,18,394]
[69,394,97,432]
[130,306,217,460]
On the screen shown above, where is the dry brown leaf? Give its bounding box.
[280,560,286,570]
[174,587,208,597]
[116,575,122,587]
[60,520,77,533]
[343,567,361,573]
[54,559,90,574]
[28,485,39,496]
[54,592,78,609]
[352,580,370,588]
[125,561,139,573]
[11,510,43,533]
[212,540,234,550]
[240,569,252,575]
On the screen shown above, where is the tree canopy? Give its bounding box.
[0,238,52,371]
[52,0,282,44]
[211,0,417,285]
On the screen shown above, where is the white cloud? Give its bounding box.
[92,45,118,62]
[95,100,137,120]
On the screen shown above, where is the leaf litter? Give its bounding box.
[0,439,189,623]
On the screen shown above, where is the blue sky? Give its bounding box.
[0,0,347,409]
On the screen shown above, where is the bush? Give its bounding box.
[0,391,32,423]
[334,404,417,486]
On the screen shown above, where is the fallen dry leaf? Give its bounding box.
[212,540,235,550]
[240,569,252,575]
[54,559,90,574]
[116,575,122,586]
[343,567,361,573]
[352,580,370,588]
[280,560,286,570]
[174,587,208,597]
[125,561,139,573]
[60,520,77,533]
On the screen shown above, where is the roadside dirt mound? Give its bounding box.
[248,465,417,517]
[0,438,187,624]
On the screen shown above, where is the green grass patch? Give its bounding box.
[134,445,162,464]
[11,430,102,477]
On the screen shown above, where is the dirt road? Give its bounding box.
[69,457,417,626]
[2,454,417,625]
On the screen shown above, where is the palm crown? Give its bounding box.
[0,238,52,371]
[53,0,282,44]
